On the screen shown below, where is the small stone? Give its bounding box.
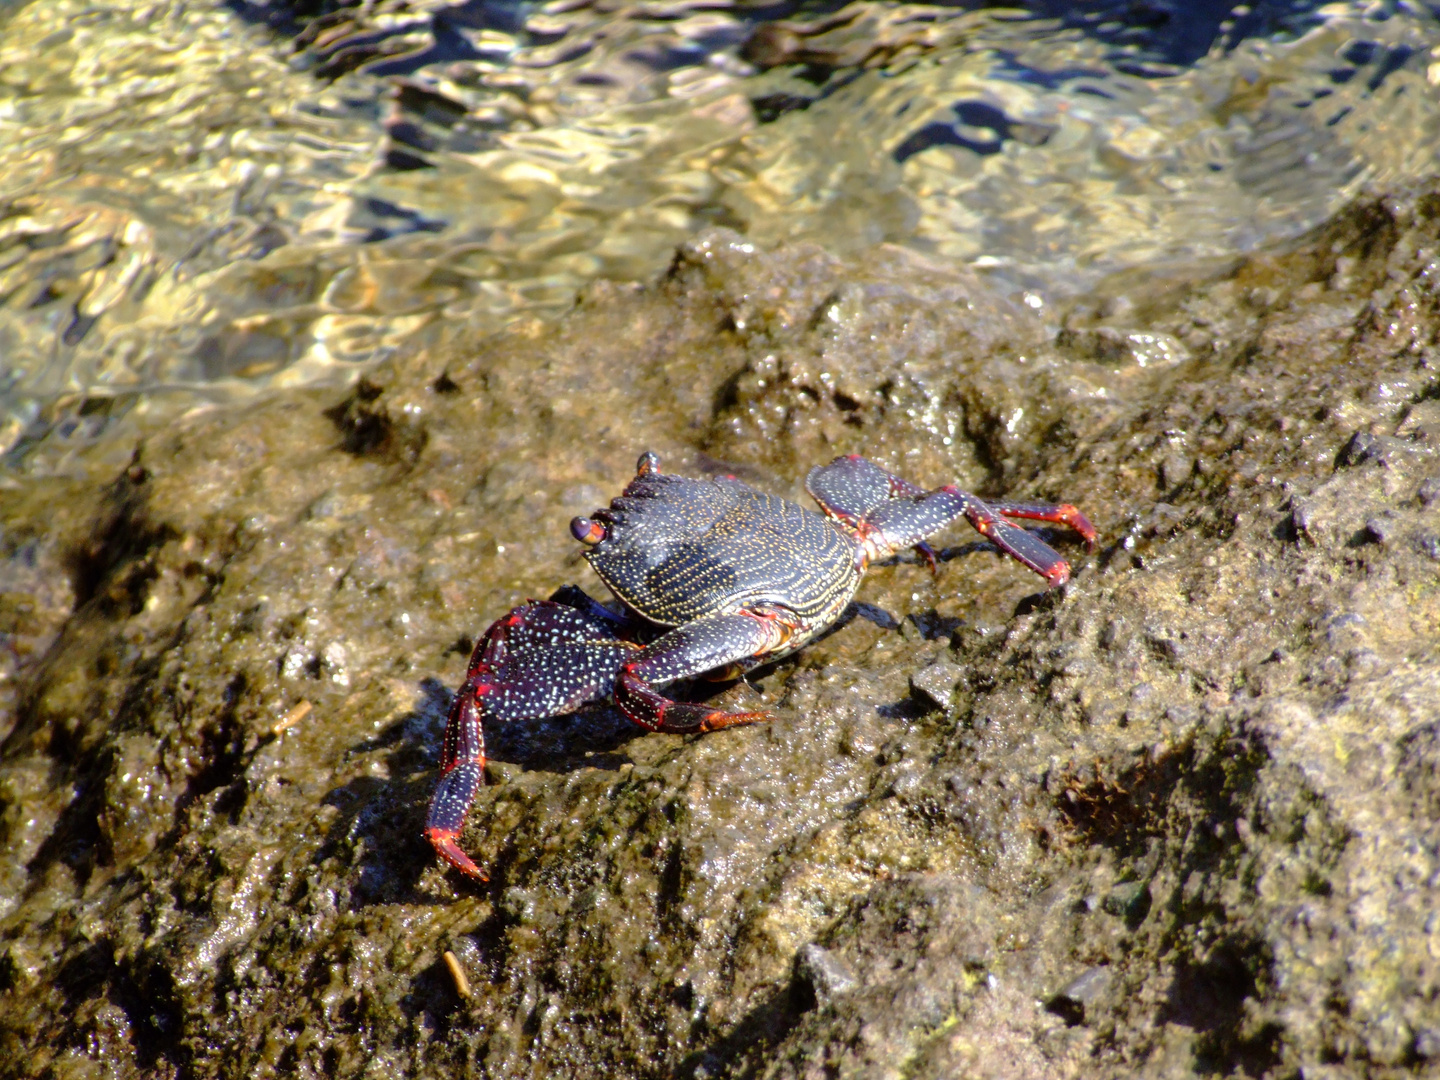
[1291,497,1323,542]
[1338,431,1384,467]
[1415,1028,1440,1059]
[910,658,963,710]
[1046,966,1112,1026]
[279,646,311,680]
[1159,453,1191,489]
[1062,966,1111,1004]
[321,640,350,686]
[795,943,858,1007]
[1102,881,1151,921]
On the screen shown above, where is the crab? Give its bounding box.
[427,452,1096,879]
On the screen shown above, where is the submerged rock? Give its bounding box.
[0,189,1438,1078]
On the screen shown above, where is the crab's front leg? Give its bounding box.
[426,596,637,880]
[806,455,1096,587]
[614,607,796,733]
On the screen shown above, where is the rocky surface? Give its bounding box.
[0,187,1438,1079]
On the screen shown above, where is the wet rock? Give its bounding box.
[3,185,1440,1079]
[1057,324,1190,369]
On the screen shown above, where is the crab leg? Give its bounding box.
[805,455,1096,588]
[866,493,1081,585]
[427,685,491,880]
[615,609,793,733]
[426,596,636,880]
[985,499,1097,539]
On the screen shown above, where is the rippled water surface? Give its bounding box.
[2,0,1438,472]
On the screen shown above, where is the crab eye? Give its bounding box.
[570,516,605,545]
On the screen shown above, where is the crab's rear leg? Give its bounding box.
[427,597,636,880]
[427,684,493,880]
[614,608,796,733]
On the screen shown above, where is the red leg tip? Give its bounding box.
[426,828,489,882]
[1058,505,1098,550]
[1044,561,1071,589]
[700,709,773,732]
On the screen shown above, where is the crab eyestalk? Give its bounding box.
[571,516,606,545]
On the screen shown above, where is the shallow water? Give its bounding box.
[1,0,1438,473]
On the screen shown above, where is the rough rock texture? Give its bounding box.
[1,188,1438,1080]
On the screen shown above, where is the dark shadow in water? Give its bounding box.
[227,0,1334,87]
